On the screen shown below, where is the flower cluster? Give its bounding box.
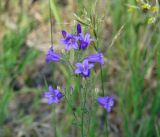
[43,23,114,112]
[61,23,94,51]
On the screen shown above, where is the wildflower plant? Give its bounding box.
[44,23,114,137]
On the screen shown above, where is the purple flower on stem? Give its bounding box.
[97,96,114,112]
[75,59,94,77]
[76,23,94,49]
[46,46,61,64]
[79,33,94,50]
[86,52,104,65]
[44,85,63,105]
[61,30,79,51]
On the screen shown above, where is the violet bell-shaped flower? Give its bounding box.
[46,46,61,64]
[79,33,94,50]
[86,52,104,65]
[97,96,114,112]
[61,30,79,51]
[44,85,63,105]
[76,23,94,50]
[75,59,94,77]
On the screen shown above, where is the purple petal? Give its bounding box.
[89,64,94,69]
[46,47,61,63]
[75,69,81,74]
[86,52,104,65]
[77,23,82,34]
[85,33,90,40]
[97,97,106,106]
[75,63,82,67]
[44,91,51,98]
[83,59,89,66]
[62,30,67,38]
[83,70,89,75]
[105,105,112,112]
[72,43,79,49]
[54,89,61,95]
[97,96,114,112]
[48,85,53,92]
[48,98,54,105]
[82,70,90,77]
[65,44,71,51]
[57,92,63,99]
[47,97,59,104]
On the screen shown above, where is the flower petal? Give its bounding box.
[62,30,67,38]
[77,23,82,34]
[75,69,81,74]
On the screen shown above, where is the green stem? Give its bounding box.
[100,65,104,96]
[52,105,57,137]
[64,94,78,122]
[81,79,88,137]
[81,108,84,137]
[93,38,104,96]
[93,28,107,136]
[80,78,84,137]
[61,55,74,71]
[104,111,108,137]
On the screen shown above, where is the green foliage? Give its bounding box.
[50,0,62,28]
[0,87,12,126]
[108,0,160,137]
[1,28,38,82]
[0,27,39,126]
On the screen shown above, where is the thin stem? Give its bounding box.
[78,76,85,137]
[64,94,78,122]
[61,56,74,72]
[104,111,108,137]
[92,14,107,137]
[92,29,104,96]
[93,45,104,96]
[49,0,54,46]
[81,79,88,137]
[100,65,104,96]
[67,60,74,71]
[52,105,57,137]
[81,108,84,137]
[64,59,74,72]
[79,77,84,137]
[49,1,57,136]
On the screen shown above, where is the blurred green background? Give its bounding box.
[0,0,160,137]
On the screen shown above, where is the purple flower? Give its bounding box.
[61,30,79,51]
[61,23,94,50]
[44,85,63,105]
[46,46,61,63]
[76,24,94,49]
[75,59,94,77]
[97,96,114,112]
[79,33,94,50]
[86,53,104,65]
